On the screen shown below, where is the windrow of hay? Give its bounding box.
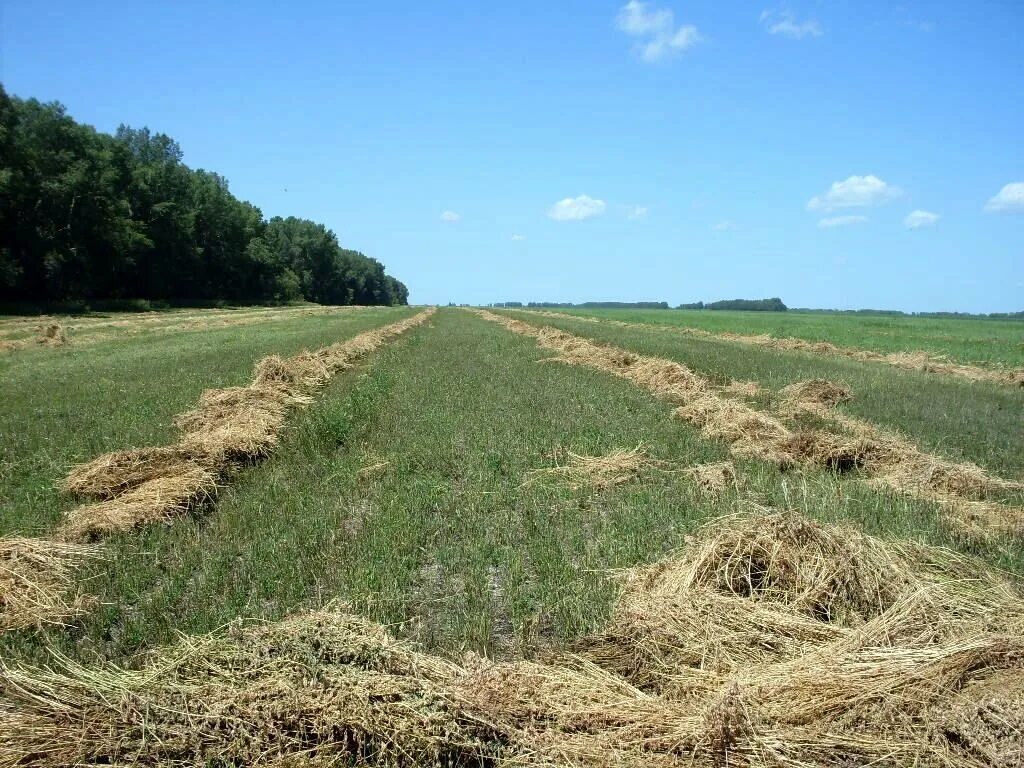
[0,322,69,352]
[517,308,1024,387]
[524,445,677,490]
[0,309,435,632]
[684,460,736,496]
[3,510,1022,766]
[474,310,1024,536]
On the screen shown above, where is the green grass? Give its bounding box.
[543,308,1024,368]
[4,308,1019,668]
[505,310,1024,479]
[0,306,416,536]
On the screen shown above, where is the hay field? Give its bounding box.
[1,307,1022,766]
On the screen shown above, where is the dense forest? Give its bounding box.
[0,86,408,306]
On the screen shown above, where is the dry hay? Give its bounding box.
[59,465,220,540]
[511,308,1024,387]
[0,611,512,767]
[61,445,217,499]
[4,510,1023,767]
[722,380,761,397]
[524,445,675,490]
[0,538,101,632]
[683,461,735,496]
[779,378,851,411]
[37,322,67,346]
[475,309,1024,537]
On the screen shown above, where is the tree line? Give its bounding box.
[0,86,408,306]
[678,298,788,312]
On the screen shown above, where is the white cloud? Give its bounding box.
[616,1,701,62]
[713,220,736,231]
[904,210,940,229]
[807,175,902,211]
[760,8,822,38]
[440,210,461,223]
[818,215,868,228]
[627,205,649,220]
[548,195,607,221]
[511,234,526,241]
[984,182,1024,214]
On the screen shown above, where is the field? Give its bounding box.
[1,305,1023,766]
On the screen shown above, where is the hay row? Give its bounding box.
[2,509,1021,766]
[518,308,1024,387]
[474,310,1023,537]
[0,308,435,632]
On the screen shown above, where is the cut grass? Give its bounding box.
[545,307,1024,368]
[4,308,1019,669]
[0,305,417,537]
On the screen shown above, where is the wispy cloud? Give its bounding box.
[627,205,649,220]
[440,210,461,223]
[713,220,736,231]
[818,215,868,228]
[511,234,527,241]
[807,175,902,212]
[760,8,822,39]
[904,210,940,229]
[984,182,1024,214]
[616,1,701,62]
[548,195,607,222]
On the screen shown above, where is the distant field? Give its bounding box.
[543,308,1024,368]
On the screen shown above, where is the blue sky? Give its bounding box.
[2,1,1022,311]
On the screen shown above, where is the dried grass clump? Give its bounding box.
[60,465,219,540]
[61,445,216,499]
[0,610,513,767]
[525,445,674,491]
[779,379,851,411]
[722,380,760,397]
[175,385,294,457]
[0,537,101,632]
[684,461,735,496]
[36,322,67,346]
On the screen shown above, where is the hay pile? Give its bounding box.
[476,310,1024,537]
[525,445,674,490]
[3,510,1022,766]
[684,461,735,496]
[0,309,435,632]
[37,322,67,346]
[0,538,101,632]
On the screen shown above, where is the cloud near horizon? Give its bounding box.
[616,1,701,62]
[548,195,607,221]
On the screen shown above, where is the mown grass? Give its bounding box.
[0,306,415,535]
[5,308,1018,668]
[547,308,1024,368]
[505,310,1024,479]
